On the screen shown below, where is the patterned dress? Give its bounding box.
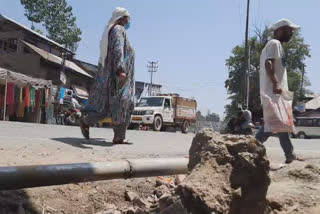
[84,25,135,139]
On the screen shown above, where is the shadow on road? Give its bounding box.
[0,190,38,214]
[50,138,114,149]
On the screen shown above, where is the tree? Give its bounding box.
[206,111,220,122]
[225,27,311,121]
[20,0,82,52]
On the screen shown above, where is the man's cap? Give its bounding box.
[270,19,300,31]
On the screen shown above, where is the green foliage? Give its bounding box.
[206,111,220,122]
[20,0,47,24]
[20,0,82,52]
[225,27,311,121]
[282,32,311,73]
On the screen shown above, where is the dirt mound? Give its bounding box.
[0,178,159,214]
[288,165,320,182]
[268,160,320,214]
[1,129,319,214]
[159,129,271,214]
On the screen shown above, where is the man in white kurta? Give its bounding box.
[256,19,303,164]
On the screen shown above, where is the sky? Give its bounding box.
[1,0,320,116]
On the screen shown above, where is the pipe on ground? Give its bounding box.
[0,158,188,190]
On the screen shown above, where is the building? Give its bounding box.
[0,14,92,90]
[294,94,320,118]
[73,59,98,77]
[0,14,95,124]
[0,14,163,105]
[135,81,162,101]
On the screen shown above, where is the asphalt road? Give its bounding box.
[0,121,319,166]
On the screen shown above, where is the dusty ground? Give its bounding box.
[268,159,320,214]
[0,178,159,214]
[1,160,319,214]
[0,123,319,213]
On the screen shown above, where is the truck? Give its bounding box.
[130,94,197,133]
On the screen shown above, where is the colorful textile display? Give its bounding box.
[17,87,25,118]
[30,87,36,107]
[36,89,41,109]
[25,86,30,107]
[6,83,15,116]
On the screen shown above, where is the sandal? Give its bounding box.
[80,118,90,140]
[112,139,129,144]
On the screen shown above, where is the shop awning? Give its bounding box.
[72,85,89,99]
[305,95,320,110]
[22,41,92,78]
[0,67,52,88]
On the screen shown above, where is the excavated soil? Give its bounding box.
[0,129,320,214]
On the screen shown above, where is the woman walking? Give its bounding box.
[80,7,135,144]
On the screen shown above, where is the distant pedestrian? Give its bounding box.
[80,7,135,144]
[255,19,303,164]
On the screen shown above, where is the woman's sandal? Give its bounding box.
[112,139,129,144]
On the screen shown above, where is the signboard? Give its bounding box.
[176,106,196,119]
[295,105,306,113]
[60,71,67,85]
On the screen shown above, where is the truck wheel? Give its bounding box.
[160,126,167,132]
[153,116,163,131]
[181,121,189,134]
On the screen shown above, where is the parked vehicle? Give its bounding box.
[222,109,254,135]
[130,94,197,133]
[292,117,320,139]
[61,91,82,126]
[64,108,81,126]
[96,117,112,128]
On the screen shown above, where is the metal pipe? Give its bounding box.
[0,158,188,190]
[128,158,188,178]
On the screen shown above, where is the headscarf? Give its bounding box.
[99,7,130,68]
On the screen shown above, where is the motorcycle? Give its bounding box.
[64,107,81,126]
[222,110,255,135]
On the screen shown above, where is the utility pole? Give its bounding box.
[147,61,158,96]
[300,64,305,97]
[244,0,250,109]
[246,46,251,108]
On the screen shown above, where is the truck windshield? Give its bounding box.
[137,97,164,107]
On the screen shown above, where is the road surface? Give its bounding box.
[0,121,319,166]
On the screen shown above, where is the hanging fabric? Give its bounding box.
[25,86,30,107]
[14,86,19,103]
[36,89,41,109]
[17,87,25,118]
[0,85,5,109]
[30,87,36,107]
[41,88,46,107]
[6,83,14,105]
[0,94,3,110]
[14,86,20,114]
[6,82,15,116]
